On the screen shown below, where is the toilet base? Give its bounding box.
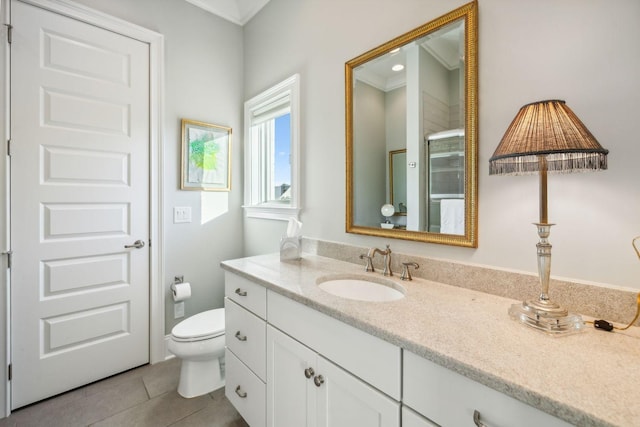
[177,357,225,398]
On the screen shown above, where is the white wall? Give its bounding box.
[243,0,640,291]
[386,86,406,212]
[385,87,406,155]
[353,80,385,227]
[66,0,245,333]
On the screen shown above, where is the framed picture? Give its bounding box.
[180,119,231,191]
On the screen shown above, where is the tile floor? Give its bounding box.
[0,358,249,427]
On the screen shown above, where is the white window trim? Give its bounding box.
[243,74,301,221]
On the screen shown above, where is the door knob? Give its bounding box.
[124,240,145,249]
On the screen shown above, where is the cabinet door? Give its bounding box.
[267,326,317,427]
[316,356,400,427]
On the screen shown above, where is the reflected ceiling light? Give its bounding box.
[390,48,400,54]
[392,64,404,72]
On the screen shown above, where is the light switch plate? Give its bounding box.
[173,207,192,223]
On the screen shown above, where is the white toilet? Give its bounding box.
[168,308,226,398]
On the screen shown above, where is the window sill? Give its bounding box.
[243,205,301,221]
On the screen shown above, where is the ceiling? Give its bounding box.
[354,21,464,92]
[184,0,270,26]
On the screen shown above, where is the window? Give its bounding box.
[244,74,300,220]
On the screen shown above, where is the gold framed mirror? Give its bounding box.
[345,1,477,247]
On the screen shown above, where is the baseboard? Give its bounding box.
[164,335,175,361]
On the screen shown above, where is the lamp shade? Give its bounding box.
[489,100,608,175]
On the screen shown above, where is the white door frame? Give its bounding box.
[1,0,9,418]
[2,0,165,416]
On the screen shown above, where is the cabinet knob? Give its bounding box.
[235,288,247,297]
[235,331,247,341]
[313,375,324,387]
[304,367,315,378]
[235,385,247,398]
[473,410,489,427]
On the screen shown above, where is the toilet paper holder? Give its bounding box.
[171,276,191,302]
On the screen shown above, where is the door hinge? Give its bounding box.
[7,364,11,381]
[7,139,11,156]
[4,24,12,44]
[3,250,12,269]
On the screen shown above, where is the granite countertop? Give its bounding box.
[221,253,640,427]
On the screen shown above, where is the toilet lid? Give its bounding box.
[171,308,225,341]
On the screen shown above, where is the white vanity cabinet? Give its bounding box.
[403,350,573,427]
[267,291,402,401]
[223,269,573,427]
[267,291,401,427]
[224,273,267,427]
[267,325,400,427]
[224,273,401,427]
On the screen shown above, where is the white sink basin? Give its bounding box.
[317,276,405,302]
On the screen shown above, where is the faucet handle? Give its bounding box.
[359,254,374,272]
[400,262,419,281]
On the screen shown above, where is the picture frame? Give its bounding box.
[180,119,231,191]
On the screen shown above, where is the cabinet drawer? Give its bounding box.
[403,351,572,427]
[225,272,267,319]
[402,406,438,427]
[225,297,266,381]
[225,349,266,427]
[268,291,401,400]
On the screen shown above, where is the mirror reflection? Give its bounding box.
[346,1,477,247]
[389,149,406,216]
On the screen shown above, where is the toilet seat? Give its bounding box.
[171,308,225,342]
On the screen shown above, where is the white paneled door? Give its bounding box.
[10,1,150,408]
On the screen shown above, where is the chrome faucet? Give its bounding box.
[358,253,374,272]
[367,244,393,276]
[400,262,419,281]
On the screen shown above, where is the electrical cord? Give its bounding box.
[585,292,640,332]
[616,293,640,330]
[587,236,640,332]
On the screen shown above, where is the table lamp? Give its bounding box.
[489,100,609,334]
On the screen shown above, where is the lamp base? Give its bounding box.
[508,300,585,335]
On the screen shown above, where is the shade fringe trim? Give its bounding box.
[489,152,608,175]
